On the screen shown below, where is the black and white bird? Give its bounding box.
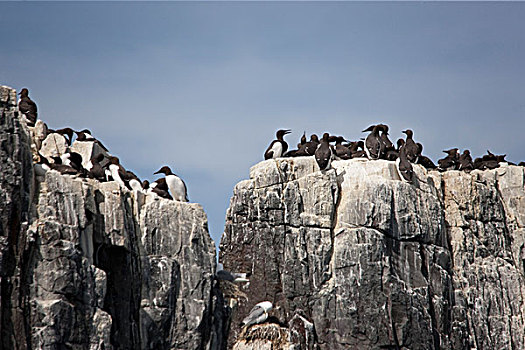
[401,129,419,163]
[241,301,273,328]
[415,143,436,169]
[87,153,107,181]
[396,145,414,182]
[107,156,142,191]
[458,150,474,171]
[438,148,459,171]
[147,178,173,200]
[154,166,188,202]
[18,88,38,126]
[75,129,109,152]
[363,125,384,160]
[315,133,333,170]
[304,134,320,156]
[264,129,291,160]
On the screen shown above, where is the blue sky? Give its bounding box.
[2,2,524,250]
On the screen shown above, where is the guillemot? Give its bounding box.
[18,88,38,126]
[241,301,273,328]
[363,125,383,160]
[458,150,474,171]
[315,133,333,170]
[401,129,418,163]
[264,129,291,160]
[396,145,414,182]
[153,166,188,202]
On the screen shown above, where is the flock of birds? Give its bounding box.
[263,125,523,182]
[18,88,189,202]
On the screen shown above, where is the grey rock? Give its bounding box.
[0,85,226,349]
[221,157,525,349]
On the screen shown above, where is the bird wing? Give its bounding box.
[242,305,266,326]
[264,140,282,159]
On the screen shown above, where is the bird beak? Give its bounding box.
[284,129,291,134]
[402,130,408,134]
[153,170,161,175]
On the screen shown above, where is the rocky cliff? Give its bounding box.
[0,86,226,349]
[220,156,525,349]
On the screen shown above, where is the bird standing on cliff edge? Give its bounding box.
[18,88,38,126]
[264,129,291,160]
[154,166,188,202]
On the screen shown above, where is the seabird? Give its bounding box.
[396,145,414,182]
[42,154,79,175]
[401,129,418,163]
[315,133,333,170]
[18,88,38,126]
[438,148,459,171]
[458,150,474,171]
[363,125,383,160]
[88,153,107,181]
[333,136,351,160]
[264,129,291,160]
[283,131,309,157]
[241,301,273,328]
[304,134,320,156]
[154,166,188,202]
[348,141,367,158]
[75,129,109,152]
[378,124,395,158]
[415,143,436,169]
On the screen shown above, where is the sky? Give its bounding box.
[1,2,524,251]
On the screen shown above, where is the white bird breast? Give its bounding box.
[271,142,283,158]
[166,174,186,201]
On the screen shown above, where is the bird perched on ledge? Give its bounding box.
[241,301,273,328]
[154,166,188,202]
[264,129,291,160]
[18,88,38,126]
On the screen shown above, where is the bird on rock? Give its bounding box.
[18,88,38,126]
[315,133,333,170]
[401,129,418,163]
[363,125,384,160]
[154,166,188,202]
[241,301,273,328]
[264,129,291,160]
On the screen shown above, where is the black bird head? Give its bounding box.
[276,129,291,139]
[463,150,471,156]
[362,125,375,133]
[108,156,120,165]
[310,134,319,142]
[322,132,330,141]
[142,180,150,189]
[402,129,413,138]
[300,132,307,144]
[378,124,390,134]
[442,148,459,155]
[416,142,423,155]
[19,88,29,97]
[154,166,173,176]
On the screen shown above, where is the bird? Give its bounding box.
[87,153,107,181]
[154,166,188,202]
[348,141,367,158]
[75,129,109,152]
[18,88,38,126]
[396,145,414,182]
[415,143,436,169]
[264,129,291,160]
[283,132,309,157]
[363,125,383,160]
[304,134,320,156]
[332,136,351,160]
[458,150,474,171]
[107,156,142,191]
[241,301,273,328]
[147,179,173,200]
[401,129,418,163]
[377,124,395,158]
[438,148,459,171]
[315,133,333,170]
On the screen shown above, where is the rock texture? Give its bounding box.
[0,86,225,349]
[220,157,525,349]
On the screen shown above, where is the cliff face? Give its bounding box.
[220,156,525,349]
[0,86,224,349]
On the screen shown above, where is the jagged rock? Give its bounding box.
[221,157,525,349]
[0,85,226,349]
